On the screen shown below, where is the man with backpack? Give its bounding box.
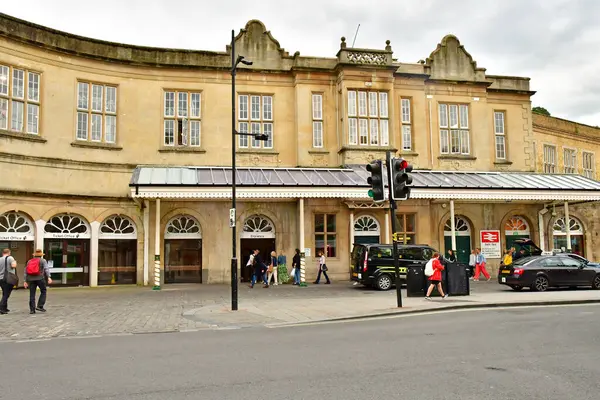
[23,249,52,314]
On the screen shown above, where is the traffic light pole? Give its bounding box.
[386,151,403,308]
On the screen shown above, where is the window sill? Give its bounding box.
[158,146,206,153]
[308,149,330,154]
[438,155,477,161]
[494,160,513,165]
[236,149,279,155]
[399,151,419,157]
[71,141,123,151]
[0,129,47,143]
[338,145,398,154]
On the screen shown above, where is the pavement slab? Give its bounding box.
[0,281,598,340]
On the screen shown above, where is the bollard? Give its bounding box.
[299,252,307,287]
[152,255,161,290]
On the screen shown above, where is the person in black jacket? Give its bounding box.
[250,250,269,288]
[292,249,301,285]
[446,249,457,263]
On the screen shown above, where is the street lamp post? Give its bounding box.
[230,30,266,311]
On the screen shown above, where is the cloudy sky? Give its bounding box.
[2,0,598,125]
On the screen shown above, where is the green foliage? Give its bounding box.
[532,106,551,116]
[277,264,290,284]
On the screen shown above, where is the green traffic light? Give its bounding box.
[368,189,374,198]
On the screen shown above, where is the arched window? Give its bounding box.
[164,215,203,284]
[552,217,584,235]
[504,216,531,250]
[505,216,530,236]
[165,215,202,239]
[98,215,138,285]
[354,215,380,244]
[552,216,585,256]
[241,215,275,239]
[99,215,137,239]
[444,216,471,236]
[0,211,35,240]
[44,214,91,239]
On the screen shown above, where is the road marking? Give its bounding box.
[266,302,600,328]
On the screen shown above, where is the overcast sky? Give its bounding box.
[2,0,598,126]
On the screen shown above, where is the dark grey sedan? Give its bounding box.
[498,254,600,292]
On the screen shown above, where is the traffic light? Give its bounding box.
[390,157,413,200]
[366,160,385,202]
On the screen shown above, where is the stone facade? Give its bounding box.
[0,13,599,286]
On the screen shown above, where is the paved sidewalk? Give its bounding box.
[1,281,599,341]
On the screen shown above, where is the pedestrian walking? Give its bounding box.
[267,251,278,285]
[292,248,301,285]
[425,252,448,300]
[250,249,269,288]
[469,249,476,279]
[246,249,255,283]
[0,248,18,314]
[23,249,52,314]
[473,248,491,281]
[313,251,330,284]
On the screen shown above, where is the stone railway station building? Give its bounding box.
[1,13,600,287]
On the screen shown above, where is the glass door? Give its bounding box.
[44,239,90,286]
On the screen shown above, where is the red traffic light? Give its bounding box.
[399,159,408,169]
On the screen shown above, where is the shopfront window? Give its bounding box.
[44,214,91,286]
[164,215,203,284]
[98,215,137,285]
[394,214,416,245]
[315,214,336,258]
[552,217,585,256]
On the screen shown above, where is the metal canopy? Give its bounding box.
[130,166,364,187]
[130,165,600,191]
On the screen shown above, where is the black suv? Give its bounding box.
[351,243,438,291]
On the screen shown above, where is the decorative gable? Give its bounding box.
[227,20,291,70]
[424,35,487,82]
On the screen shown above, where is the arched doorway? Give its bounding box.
[552,217,585,256]
[44,214,91,286]
[240,215,276,282]
[354,215,381,244]
[504,216,531,252]
[164,215,202,284]
[444,216,471,264]
[0,211,35,284]
[98,215,137,285]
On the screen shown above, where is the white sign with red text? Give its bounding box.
[480,230,501,258]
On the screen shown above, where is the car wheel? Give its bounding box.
[510,285,523,291]
[376,274,393,291]
[532,275,549,292]
[592,275,600,290]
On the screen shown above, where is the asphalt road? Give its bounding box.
[1,304,599,400]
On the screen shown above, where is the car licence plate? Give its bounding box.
[501,277,506,283]
[501,269,510,274]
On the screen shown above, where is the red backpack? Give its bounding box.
[26,258,42,276]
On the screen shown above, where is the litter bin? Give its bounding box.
[446,262,470,296]
[406,265,426,297]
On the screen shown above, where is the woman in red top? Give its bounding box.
[425,253,448,300]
